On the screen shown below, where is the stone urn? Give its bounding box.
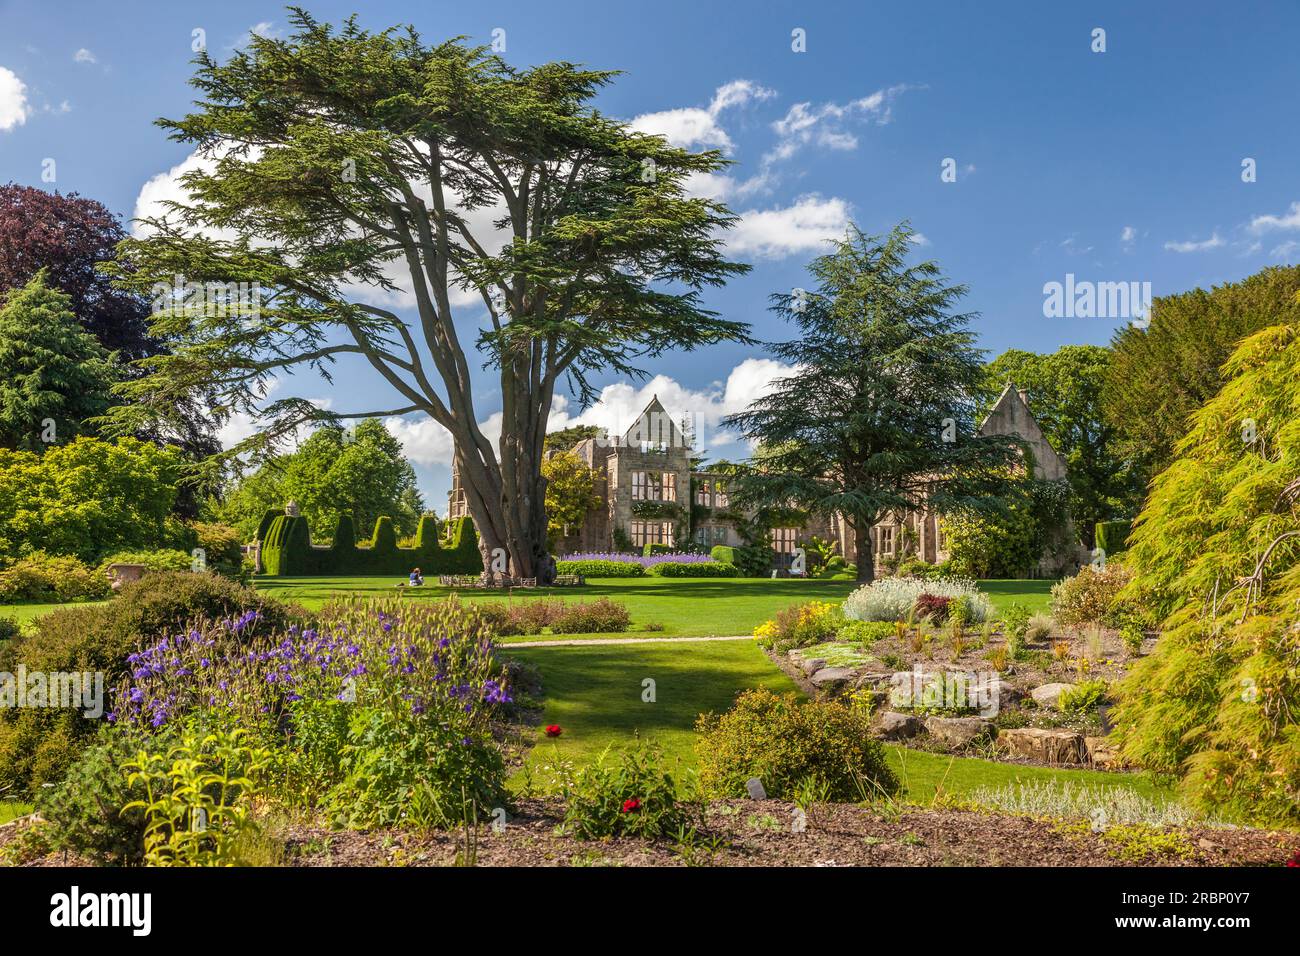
[285,500,300,517]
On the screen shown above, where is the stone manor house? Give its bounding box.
[448,386,1084,576]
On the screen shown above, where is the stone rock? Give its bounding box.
[1000,727,1086,764]
[799,657,827,676]
[854,671,895,690]
[809,667,858,693]
[875,711,924,740]
[923,716,995,749]
[1085,736,1121,769]
[1030,682,1077,710]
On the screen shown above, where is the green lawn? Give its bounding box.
[0,599,108,626]
[503,637,1163,803]
[249,574,1055,639]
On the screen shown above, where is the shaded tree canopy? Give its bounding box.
[104,8,750,581]
[723,222,1020,582]
[1103,265,1300,488]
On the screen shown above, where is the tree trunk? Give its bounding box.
[854,522,875,584]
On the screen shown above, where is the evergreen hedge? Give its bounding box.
[260,513,480,576]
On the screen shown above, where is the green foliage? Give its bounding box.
[190,522,244,577]
[1112,322,1300,826]
[0,571,302,795]
[0,553,111,603]
[1059,680,1109,716]
[710,543,773,577]
[695,688,899,801]
[123,726,271,866]
[984,346,1141,544]
[1001,602,1032,640]
[35,725,170,865]
[1103,265,1300,488]
[554,559,645,577]
[943,473,1070,578]
[645,560,737,577]
[0,437,185,564]
[0,272,118,451]
[561,742,694,839]
[259,512,481,576]
[543,425,604,452]
[1050,562,1139,628]
[835,620,894,644]
[216,420,424,541]
[97,549,192,573]
[324,704,507,831]
[1094,520,1132,557]
[541,450,601,544]
[722,223,1022,582]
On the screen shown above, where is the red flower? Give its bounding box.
[1287,848,1300,868]
[544,724,563,738]
[621,798,641,813]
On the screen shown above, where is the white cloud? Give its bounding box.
[631,79,775,152]
[1120,225,1136,245]
[910,232,930,247]
[767,84,916,163]
[73,48,96,64]
[0,66,31,132]
[1249,201,1300,234]
[1164,232,1225,253]
[384,357,799,470]
[1271,240,1300,260]
[726,194,851,259]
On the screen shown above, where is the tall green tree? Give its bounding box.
[218,418,423,540]
[1112,319,1300,826]
[723,223,1020,583]
[1103,265,1300,487]
[105,10,749,582]
[984,345,1140,545]
[541,450,601,544]
[0,273,118,451]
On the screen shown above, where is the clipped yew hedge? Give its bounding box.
[260,513,480,576]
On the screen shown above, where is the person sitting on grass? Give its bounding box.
[408,567,424,587]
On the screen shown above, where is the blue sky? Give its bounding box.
[3,0,1299,510]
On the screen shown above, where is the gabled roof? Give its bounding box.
[977,383,1069,480]
[621,394,687,448]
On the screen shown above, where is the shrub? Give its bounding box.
[1001,602,1032,640]
[98,549,193,573]
[551,598,631,634]
[646,560,737,577]
[643,543,675,557]
[752,601,842,653]
[561,742,693,839]
[123,725,271,866]
[0,616,18,642]
[0,572,303,795]
[190,522,245,577]
[844,576,993,623]
[695,688,899,801]
[0,553,111,603]
[1059,679,1109,716]
[35,724,171,865]
[554,559,645,578]
[709,545,737,565]
[1050,562,1135,628]
[913,593,951,623]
